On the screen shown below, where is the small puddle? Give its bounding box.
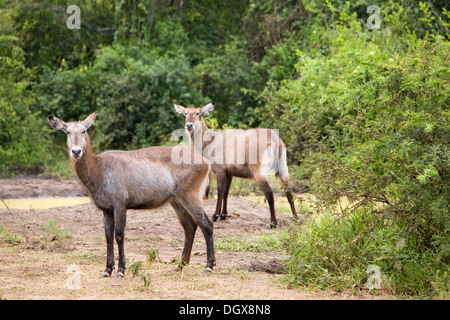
[0,197,91,210]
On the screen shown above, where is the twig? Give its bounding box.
[388,51,401,64]
[350,210,389,246]
[0,196,12,215]
[237,275,245,300]
[332,186,390,206]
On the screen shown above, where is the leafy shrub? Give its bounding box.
[259,9,450,297]
[300,37,450,261]
[285,208,450,297]
[43,219,73,250]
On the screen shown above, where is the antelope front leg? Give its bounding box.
[220,174,233,221]
[186,202,215,273]
[170,199,197,271]
[102,210,115,277]
[200,215,215,272]
[212,172,225,222]
[114,207,127,277]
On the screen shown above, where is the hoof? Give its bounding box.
[101,267,113,277]
[203,267,213,274]
[219,215,227,221]
[116,272,124,278]
[270,223,277,229]
[211,215,218,222]
[172,266,181,272]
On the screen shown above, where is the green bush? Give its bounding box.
[285,208,450,297]
[301,37,450,261]
[259,9,450,297]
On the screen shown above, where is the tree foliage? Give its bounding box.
[0,10,50,175]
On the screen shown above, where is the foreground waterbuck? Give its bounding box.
[174,102,298,228]
[48,111,215,277]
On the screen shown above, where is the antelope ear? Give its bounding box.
[48,115,68,133]
[174,104,186,115]
[201,102,215,115]
[83,111,98,130]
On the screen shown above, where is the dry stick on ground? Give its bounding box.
[0,196,12,215]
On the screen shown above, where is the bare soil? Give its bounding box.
[0,178,392,300]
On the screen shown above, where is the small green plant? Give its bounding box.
[146,248,160,266]
[128,261,144,277]
[0,224,22,244]
[128,247,160,290]
[43,219,72,250]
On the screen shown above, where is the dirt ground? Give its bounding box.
[0,178,391,300]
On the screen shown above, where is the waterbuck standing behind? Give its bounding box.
[174,102,298,228]
[48,111,215,277]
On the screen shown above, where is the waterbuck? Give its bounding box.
[174,102,298,228]
[48,111,215,277]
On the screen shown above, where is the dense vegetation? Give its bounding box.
[1,0,449,298]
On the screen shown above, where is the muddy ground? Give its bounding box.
[0,178,391,300]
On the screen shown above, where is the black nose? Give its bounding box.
[186,123,194,130]
[72,148,81,156]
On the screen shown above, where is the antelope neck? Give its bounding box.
[190,118,212,152]
[71,133,101,195]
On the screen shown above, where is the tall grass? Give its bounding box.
[283,207,450,298]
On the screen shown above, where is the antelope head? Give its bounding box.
[174,102,215,133]
[48,111,98,160]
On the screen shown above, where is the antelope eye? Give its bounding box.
[196,112,199,115]
[82,130,86,134]
[184,112,187,116]
[66,131,71,135]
